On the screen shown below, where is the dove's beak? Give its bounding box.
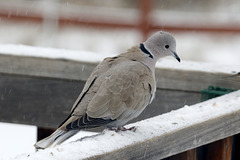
[171,51,181,62]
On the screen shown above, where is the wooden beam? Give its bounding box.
[14,90,240,160]
[0,53,97,82]
[155,67,240,92]
[2,12,240,34]
[0,46,239,92]
[0,72,200,128]
[0,73,85,128]
[78,91,240,160]
[1,3,240,34]
[94,112,239,160]
[151,25,240,34]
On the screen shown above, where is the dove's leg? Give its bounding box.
[109,126,136,132]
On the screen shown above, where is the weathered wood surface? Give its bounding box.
[84,91,240,160]
[90,111,240,160]
[204,137,232,160]
[0,54,96,81]
[165,149,197,160]
[0,73,81,128]
[13,90,240,160]
[0,73,200,128]
[0,49,239,92]
[155,68,240,92]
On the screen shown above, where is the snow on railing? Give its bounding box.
[10,90,240,160]
[0,44,239,92]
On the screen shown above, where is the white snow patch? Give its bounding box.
[0,123,36,160]
[0,44,239,76]
[156,59,240,74]
[0,44,113,63]
[8,90,240,160]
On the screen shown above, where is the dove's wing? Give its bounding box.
[67,57,155,128]
[58,56,119,127]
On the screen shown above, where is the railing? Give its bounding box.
[16,90,240,160]
[0,44,239,159]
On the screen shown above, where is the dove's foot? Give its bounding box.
[109,126,136,132]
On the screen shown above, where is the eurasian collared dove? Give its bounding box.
[34,31,180,149]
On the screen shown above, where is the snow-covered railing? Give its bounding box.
[0,44,239,92]
[12,90,240,160]
[0,44,239,159]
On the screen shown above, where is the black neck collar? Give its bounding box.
[140,43,153,59]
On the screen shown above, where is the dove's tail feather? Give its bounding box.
[34,129,78,149]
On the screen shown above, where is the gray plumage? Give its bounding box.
[34,31,180,149]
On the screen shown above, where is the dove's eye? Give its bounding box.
[165,45,169,49]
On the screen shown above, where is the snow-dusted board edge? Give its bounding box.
[0,44,239,92]
[11,90,240,160]
[0,44,103,82]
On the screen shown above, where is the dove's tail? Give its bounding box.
[34,129,78,149]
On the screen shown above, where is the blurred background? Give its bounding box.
[0,0,240,159]
[0,0,240,64]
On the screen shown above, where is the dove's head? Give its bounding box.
[143,31,180,62]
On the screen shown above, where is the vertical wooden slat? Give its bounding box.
[168,149,197,160]
[186,149,197,160]
[203,137,232,160]
[139,0,152,40]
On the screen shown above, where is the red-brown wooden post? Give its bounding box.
[204,137,232,160]
[139,0,152,41]
[168,149,197,160]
